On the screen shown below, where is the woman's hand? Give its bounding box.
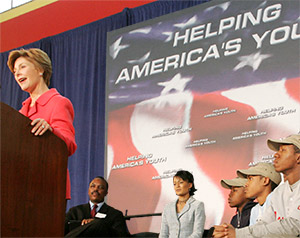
[31,118,53,136]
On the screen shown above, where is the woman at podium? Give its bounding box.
[7,48,77,199]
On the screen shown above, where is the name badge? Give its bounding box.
[95,213,107,218]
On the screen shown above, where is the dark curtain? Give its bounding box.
[0,0,209,212]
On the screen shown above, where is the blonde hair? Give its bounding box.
[7,48,52,86]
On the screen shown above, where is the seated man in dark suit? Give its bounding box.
[64,176,130,237]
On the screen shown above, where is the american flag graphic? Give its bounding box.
[105,0,300,233]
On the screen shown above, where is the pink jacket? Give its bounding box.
[20,88,77,198]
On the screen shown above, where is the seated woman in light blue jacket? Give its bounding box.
[159,170,206,238]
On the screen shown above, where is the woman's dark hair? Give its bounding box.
[174,170,197,196]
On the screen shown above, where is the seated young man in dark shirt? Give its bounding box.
[204,177,257,237]
[221,177,257,228]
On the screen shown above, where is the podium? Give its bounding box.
[1,102,68,237]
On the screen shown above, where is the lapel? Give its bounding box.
[82,203,91,218]
[177,196,194,219]
[99,202,108,214]
[170,200,180,224]
[23,89,58,117]
[20,97,31,116]
[27,103,38,117]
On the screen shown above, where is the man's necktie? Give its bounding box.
[90,204,98,218]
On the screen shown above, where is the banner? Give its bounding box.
[105,0,300,233]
